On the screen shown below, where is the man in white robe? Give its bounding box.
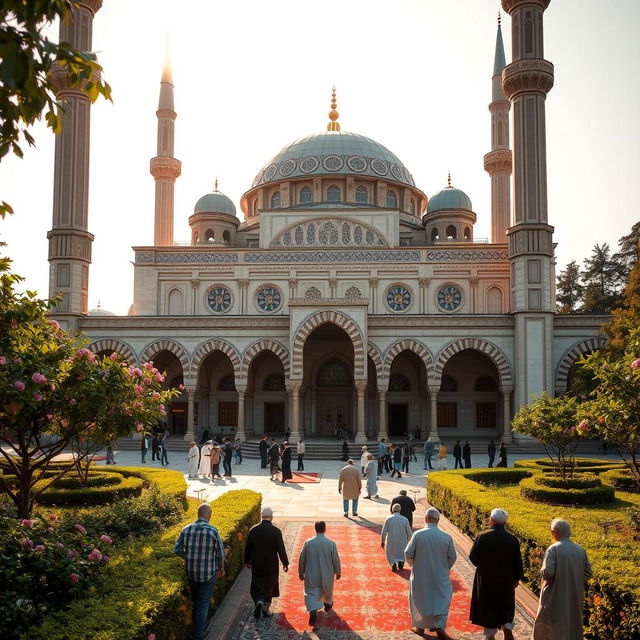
[298,520,341,627]
[405,507,457,640]
[197,441,212,478]
[533,518,592,640]
[187,441,200,478]
[381,503,413,571]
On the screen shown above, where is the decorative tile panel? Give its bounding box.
[246,250,420,263]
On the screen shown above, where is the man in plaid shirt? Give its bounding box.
[174,503,225,640]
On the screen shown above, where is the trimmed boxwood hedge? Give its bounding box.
[35,472,143,506]
[23,489,261,640]
[427,468,640,639]
[519,474,615,505]
[532,473,602,490]
[464,468,531,485]
[102,465,188,503]
[514,457,625,475]
[601,468,639,492]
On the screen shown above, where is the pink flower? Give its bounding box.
[134,384,143,395]
[35,544,45,553]
[31,372,47,384]
[576,419,588,435]
[74,524,87,534]
[110,352,119,360]
[14,381,25,391]
[87,549,103,562]
[134,401,142,409]
[132,367,143,377]
[0,356,6,365]
[56,542,64,549]
[102,554,110,563]
[70,573,80,584]
[60,419,69,427]
[21,519,34,528]
[67,549,76,559]
[632,358,640,370]
[49,319,60,329]
[135,422,144,432]
[10,320,18,329]
[153,391,161,400]
[154,372,165,383]
[148,635,156,640]
[20,538,33,549]
[13,357,22,364]
[6,401,20,414]
[143,377,152,386]
[33,392,43,402]
[69,398,77,406]
[100,535,113,545]
[143,362,154,371]
[178,384,185,390]
[159,404,165,412]
[48,513,58,521]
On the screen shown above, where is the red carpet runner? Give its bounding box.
[274,522,482,634]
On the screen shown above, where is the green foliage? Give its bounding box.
[519,474,614,505]
[0,1,111,216]
[626,506,640,539]
[427,468,640,639]
[24,490,262,640]
[35,473,143,506]
[513,457,624,475]
[463,468,531,486]
[511,393,585,478]
[101,465,188,505]
[601,469,638,491]
[581,243,626,314]
[556,260,584,313]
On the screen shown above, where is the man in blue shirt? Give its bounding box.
[174,503,225,640]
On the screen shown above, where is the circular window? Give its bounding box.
[436,284,463,313]
[256,285,282,313]
[385,284,412,312]
[300,156,320,173]
[207,285,233,314]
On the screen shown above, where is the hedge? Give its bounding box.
[600,469,639,491]
[35,472,144,506]
[514,457,625,476]
[464,468,531,485]
[532,473,603,490]
[24,490,262,640]
[101,465,188,503]
[427,468,640,639]
[519,474,615,506]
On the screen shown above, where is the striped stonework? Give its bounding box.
[367,342,384,383]
[434,338,513,388]
[190,339,242,383]
[139,339,189,371]
[555,336,607,394]
[291,310,366,379]
[382,339,435,380]
[240,339,290,379]
[88,338,137,365]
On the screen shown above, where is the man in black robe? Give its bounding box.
[469,508,524,640]
[281,441,292,482]
[244,507,289,618]
[259,434,269,469]
[390,489,416,526]
[453,440,463,468]
[463,441,472,468]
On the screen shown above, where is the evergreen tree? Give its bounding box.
[556,260,583,313]
[602,261,640,356]
[580,243,625,313]
[615,220,640,271]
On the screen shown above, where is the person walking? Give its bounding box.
[390,443,402,478]
[281,441,293,483]
[391,489,416,526]
[469,508,524,640]
[381,504,413,571]
[487,440,496,468]
[463,440,472,469]
[222,438,233,477]
[338,459,362,517]
[377,438,387,475]
[423,439,434,470]
[437,441,448,470]
[151,431,161,462]
[198,441,212,478]
[297,439,305,471]
[363,453,378,498]
[404,507,457,640]
[298,521,341,627]
[341,439,350,462]
[453,440,463,469]
[360,445,369,474]
[401,440,411,473]
[244,506,289,619]
[383,440,392,474]
[187,441,200,479]
[173,503,225,640]
[233,437,243,465]
[105,444,116,465]
[268,439,280,481]
[532,519,592,640]
[210,443,222,479]
[160,427,170,466]
[259,434,269,469]
[497,442,508,467]
[140,433,149,464]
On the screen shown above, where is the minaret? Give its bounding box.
[501,0,556,410]
[484,13,512,244]
[150,44,181,246]
[47,0,103,322]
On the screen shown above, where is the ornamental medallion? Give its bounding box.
[207,286,232,313]
[256,285,282,312]
[385,285,411,312]
[436,284,463,312]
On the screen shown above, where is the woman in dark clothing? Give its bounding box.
[496,442,508,467]
[341,439,350,462]
[280,441,292,482]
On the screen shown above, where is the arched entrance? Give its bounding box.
[246,350,287,436]
[197,350,238,439]
[144,349,187,435]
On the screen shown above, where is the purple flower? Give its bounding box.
[100,534,113,545]
[35,544,45,553]
[20,538,33,549]
[87,549,103,562]
[632,358,640,370]
[14,381,25,391]
[0,356,6,365]
[74,524,87,534]
[21,519,34,528]
[31,372,47,384]
[69,573,80,584]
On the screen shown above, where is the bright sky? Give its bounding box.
[1,0,639,315]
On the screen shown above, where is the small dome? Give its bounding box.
[427,185,473,214]
[193,191,236,216]
[88,307,116,317]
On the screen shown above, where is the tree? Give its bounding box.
[0,257,176,517]
[614,220,640,273]
[556,260,584,313]
[511,392,584,478]
[0,0,111,217]
[581,243,625,313]
[577,326,640,490]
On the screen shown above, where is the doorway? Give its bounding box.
[318,394,351,438]
[264,402,285,434]
[170,403,187,435]
[388,403,408,437]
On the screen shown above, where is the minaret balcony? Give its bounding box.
[502,59,554,99]
[150,156,181,180]
[483,149,513,175]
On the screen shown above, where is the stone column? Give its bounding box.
[501,386,513,443]
[238,279,249,314]
[329,278,338,298]
[289,381,301,442]
[369,278,379,314]
[236,387,246,441]
[288,278,298,299]
[184,387,196,441]
[377,387,388,440]
[469,277,479,313]
[428,385,439,440]
[418,278,430,314]
[420,388,429,439]
[355,380,367,444]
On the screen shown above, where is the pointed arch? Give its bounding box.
[367,341,384,382]
[240,339,290,379]
[140,339,189,371]
[190,339,242,381]
[555,336,607,394]
[434,338,512,388]
[291,310,366,379]
[88,339,137,365]
[382,339,434,380]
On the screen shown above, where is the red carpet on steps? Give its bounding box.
[274,522,481,634]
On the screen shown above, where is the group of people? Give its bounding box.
[188,437,240,479]
[258,435,307,483]
[422,439,508,471]
[175,502,591,640]
[140,425,170,465]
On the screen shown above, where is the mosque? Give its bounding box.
[47,0,605,445]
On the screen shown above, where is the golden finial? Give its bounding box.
[447,171,452,188]
[214,177,218,192]
[327,85,340,132]
[497,11,501,28]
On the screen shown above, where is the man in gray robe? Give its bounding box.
[381,503,413,571]
[404,507,457,640]
[298,520,341,627]
[533,518,592,640]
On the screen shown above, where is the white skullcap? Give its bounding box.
[261,507,273,517]
[491,508,508,523]
[426,507,440,521]
[392,503,402,512]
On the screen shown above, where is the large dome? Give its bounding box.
[251,131,416,189]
